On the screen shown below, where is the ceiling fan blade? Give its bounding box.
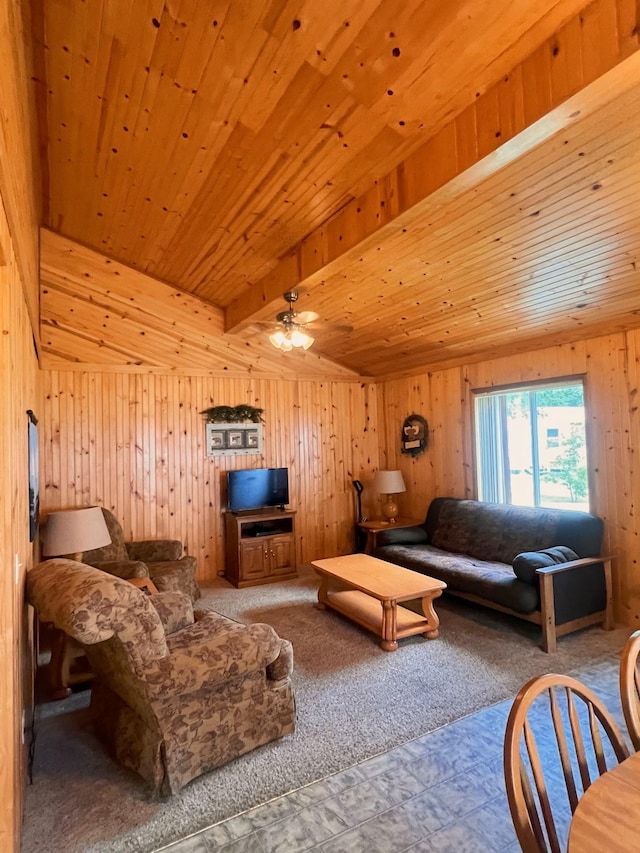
[305,321,353,333]
[294,310,320,324]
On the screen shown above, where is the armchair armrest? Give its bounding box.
[267,638,294,684]
[88,559,149,580]
[141,619,283,698]
[149,591,194,634]
[126,540,182,562]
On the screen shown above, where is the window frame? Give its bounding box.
[470,374,593,511]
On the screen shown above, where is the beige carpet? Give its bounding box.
[22,565,630,853]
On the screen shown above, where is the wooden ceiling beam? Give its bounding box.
[225,0,640,333]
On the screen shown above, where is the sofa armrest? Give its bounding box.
[88,559,149,580]
[141,620,283,697]
[149,591,194,634]
[536,556,614,653]
[375,525,429,547]
[536,556,612,575]
[126,540,182,562]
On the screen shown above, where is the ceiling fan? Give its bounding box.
[260,290,352,352]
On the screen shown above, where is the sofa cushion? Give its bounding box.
[425,498,601,564]
[427,499,556,562]
[377,544,539,614]
[512,546,580,584]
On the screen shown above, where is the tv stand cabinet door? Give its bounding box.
[268,534,295,577]
[238,539,268,582]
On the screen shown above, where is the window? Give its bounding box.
[473,380,589,511]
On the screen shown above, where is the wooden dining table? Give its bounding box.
[568,751,640,851]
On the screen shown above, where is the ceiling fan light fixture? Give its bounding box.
[269,327,314,351]
[290,328,314,350]
[269,330,292,351]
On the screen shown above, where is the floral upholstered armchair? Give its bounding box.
[81,508,200,601]
[27,559,296,796]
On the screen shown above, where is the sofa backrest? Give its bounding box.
[425,498,603,564]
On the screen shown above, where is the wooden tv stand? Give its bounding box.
[224,509,297,588]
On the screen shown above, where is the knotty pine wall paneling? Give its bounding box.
[0,202,40,850]
[378,370,469,521]
[379,331,640,625]
[41,373,379,582]
[1,2,41,850]
[0,0,40,338]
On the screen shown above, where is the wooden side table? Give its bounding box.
[357,518,423,554]
[127,577,159,595]
[44,624,94,700]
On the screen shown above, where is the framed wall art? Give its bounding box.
[27,409,39,542]
[206,423,263,457]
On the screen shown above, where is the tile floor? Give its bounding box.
[159,656,625,853]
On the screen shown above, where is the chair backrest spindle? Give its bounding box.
[620,630,640,751]
[504,673,629,853]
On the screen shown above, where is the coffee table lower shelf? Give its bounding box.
[313,553,446,652]
[323,589,435,646]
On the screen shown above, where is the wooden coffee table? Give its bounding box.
[312,553,446,651]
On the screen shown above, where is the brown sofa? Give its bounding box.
[27,559,296,795]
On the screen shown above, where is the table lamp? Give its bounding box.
[374,470,406,523]
[42,507,111,561]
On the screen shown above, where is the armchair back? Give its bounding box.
[79,507,200,601]
[82,508,128,563]
[27,559,169,669]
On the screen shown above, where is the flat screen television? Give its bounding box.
[226,467,289,513]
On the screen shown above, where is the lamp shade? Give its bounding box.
[42,507,111,558]
[373,470,406,495]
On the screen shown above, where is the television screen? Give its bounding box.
[227,467,289,512]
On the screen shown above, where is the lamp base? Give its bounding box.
[381,495,399,523]
[63,552,83,562]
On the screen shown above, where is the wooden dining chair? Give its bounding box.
[503,673,629,853]
[620,629,640,751]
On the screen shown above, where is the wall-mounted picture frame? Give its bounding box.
[246,429,259,448]
[206,423,263,457]
[27,410,39,542]
[227,430,243,448]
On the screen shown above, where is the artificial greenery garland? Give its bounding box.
[199,404,265,423]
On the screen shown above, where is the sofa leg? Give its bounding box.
[539,572,557,654]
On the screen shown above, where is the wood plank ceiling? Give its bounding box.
[30,0,640,377]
